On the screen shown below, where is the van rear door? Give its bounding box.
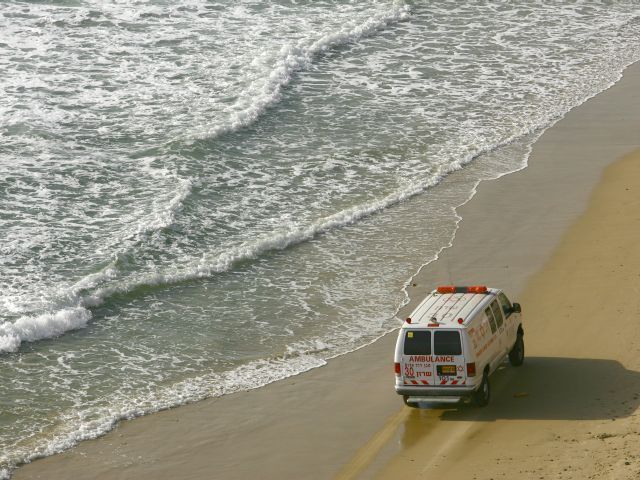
[433,330,466,386]
[400,330,434,386]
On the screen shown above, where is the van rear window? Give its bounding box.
[403,330,431,355]
[434,331,462,355]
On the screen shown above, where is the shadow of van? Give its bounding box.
[407,356,640,421]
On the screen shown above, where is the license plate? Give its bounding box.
[437,365,457,376]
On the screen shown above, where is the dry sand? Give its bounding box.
[14,63,640,480]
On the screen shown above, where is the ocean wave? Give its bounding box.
[0,120,550,355]
[190,4,411,141]
[115,171,193,246]
[0,349,329,477]
[3,48,636,353]
[0,308,91,353]
[3,39,639,354]
[0,313,404,477]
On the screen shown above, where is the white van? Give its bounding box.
[394,286,523,407]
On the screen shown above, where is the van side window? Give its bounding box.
[484,307,497,334]
[434,331,462,355]
[403,331,431,355]
[490,300,504,329]
[498,293,513,317]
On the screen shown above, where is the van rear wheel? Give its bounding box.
[402,395,418,408]
[509,334,525,367]
[473,373,490,407]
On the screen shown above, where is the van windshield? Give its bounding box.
[434,331,462,355]
[403,330,431,355]
[498,292,513,317]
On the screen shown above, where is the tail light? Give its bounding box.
[466,362,476,377]
[395,363,401,376]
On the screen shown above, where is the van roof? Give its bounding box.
[403,287,499,329]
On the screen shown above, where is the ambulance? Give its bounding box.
[394,286,523,407]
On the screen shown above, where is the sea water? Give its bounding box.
[1,0,639,475]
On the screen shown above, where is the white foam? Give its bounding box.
[0,351,328,476]
[0,124,536,356]
[0,169,194,354]
[0,308,91,353]
[124,173,193,243]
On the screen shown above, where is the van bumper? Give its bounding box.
[395,385,477,398]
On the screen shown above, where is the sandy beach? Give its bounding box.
[374,149,640,480]
[14,62,640,480]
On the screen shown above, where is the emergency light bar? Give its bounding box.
[436,285,488,294]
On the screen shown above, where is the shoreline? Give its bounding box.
[14,62,640,480]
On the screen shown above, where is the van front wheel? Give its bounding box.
[509,334,525,367]
[473,373,490,407]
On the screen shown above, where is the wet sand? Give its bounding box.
[14,62,640,480]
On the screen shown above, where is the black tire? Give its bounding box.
[403,395,418,408]
[509,334,525,367]
[473,372,490,407]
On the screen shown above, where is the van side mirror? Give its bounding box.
[512,303,522,313]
